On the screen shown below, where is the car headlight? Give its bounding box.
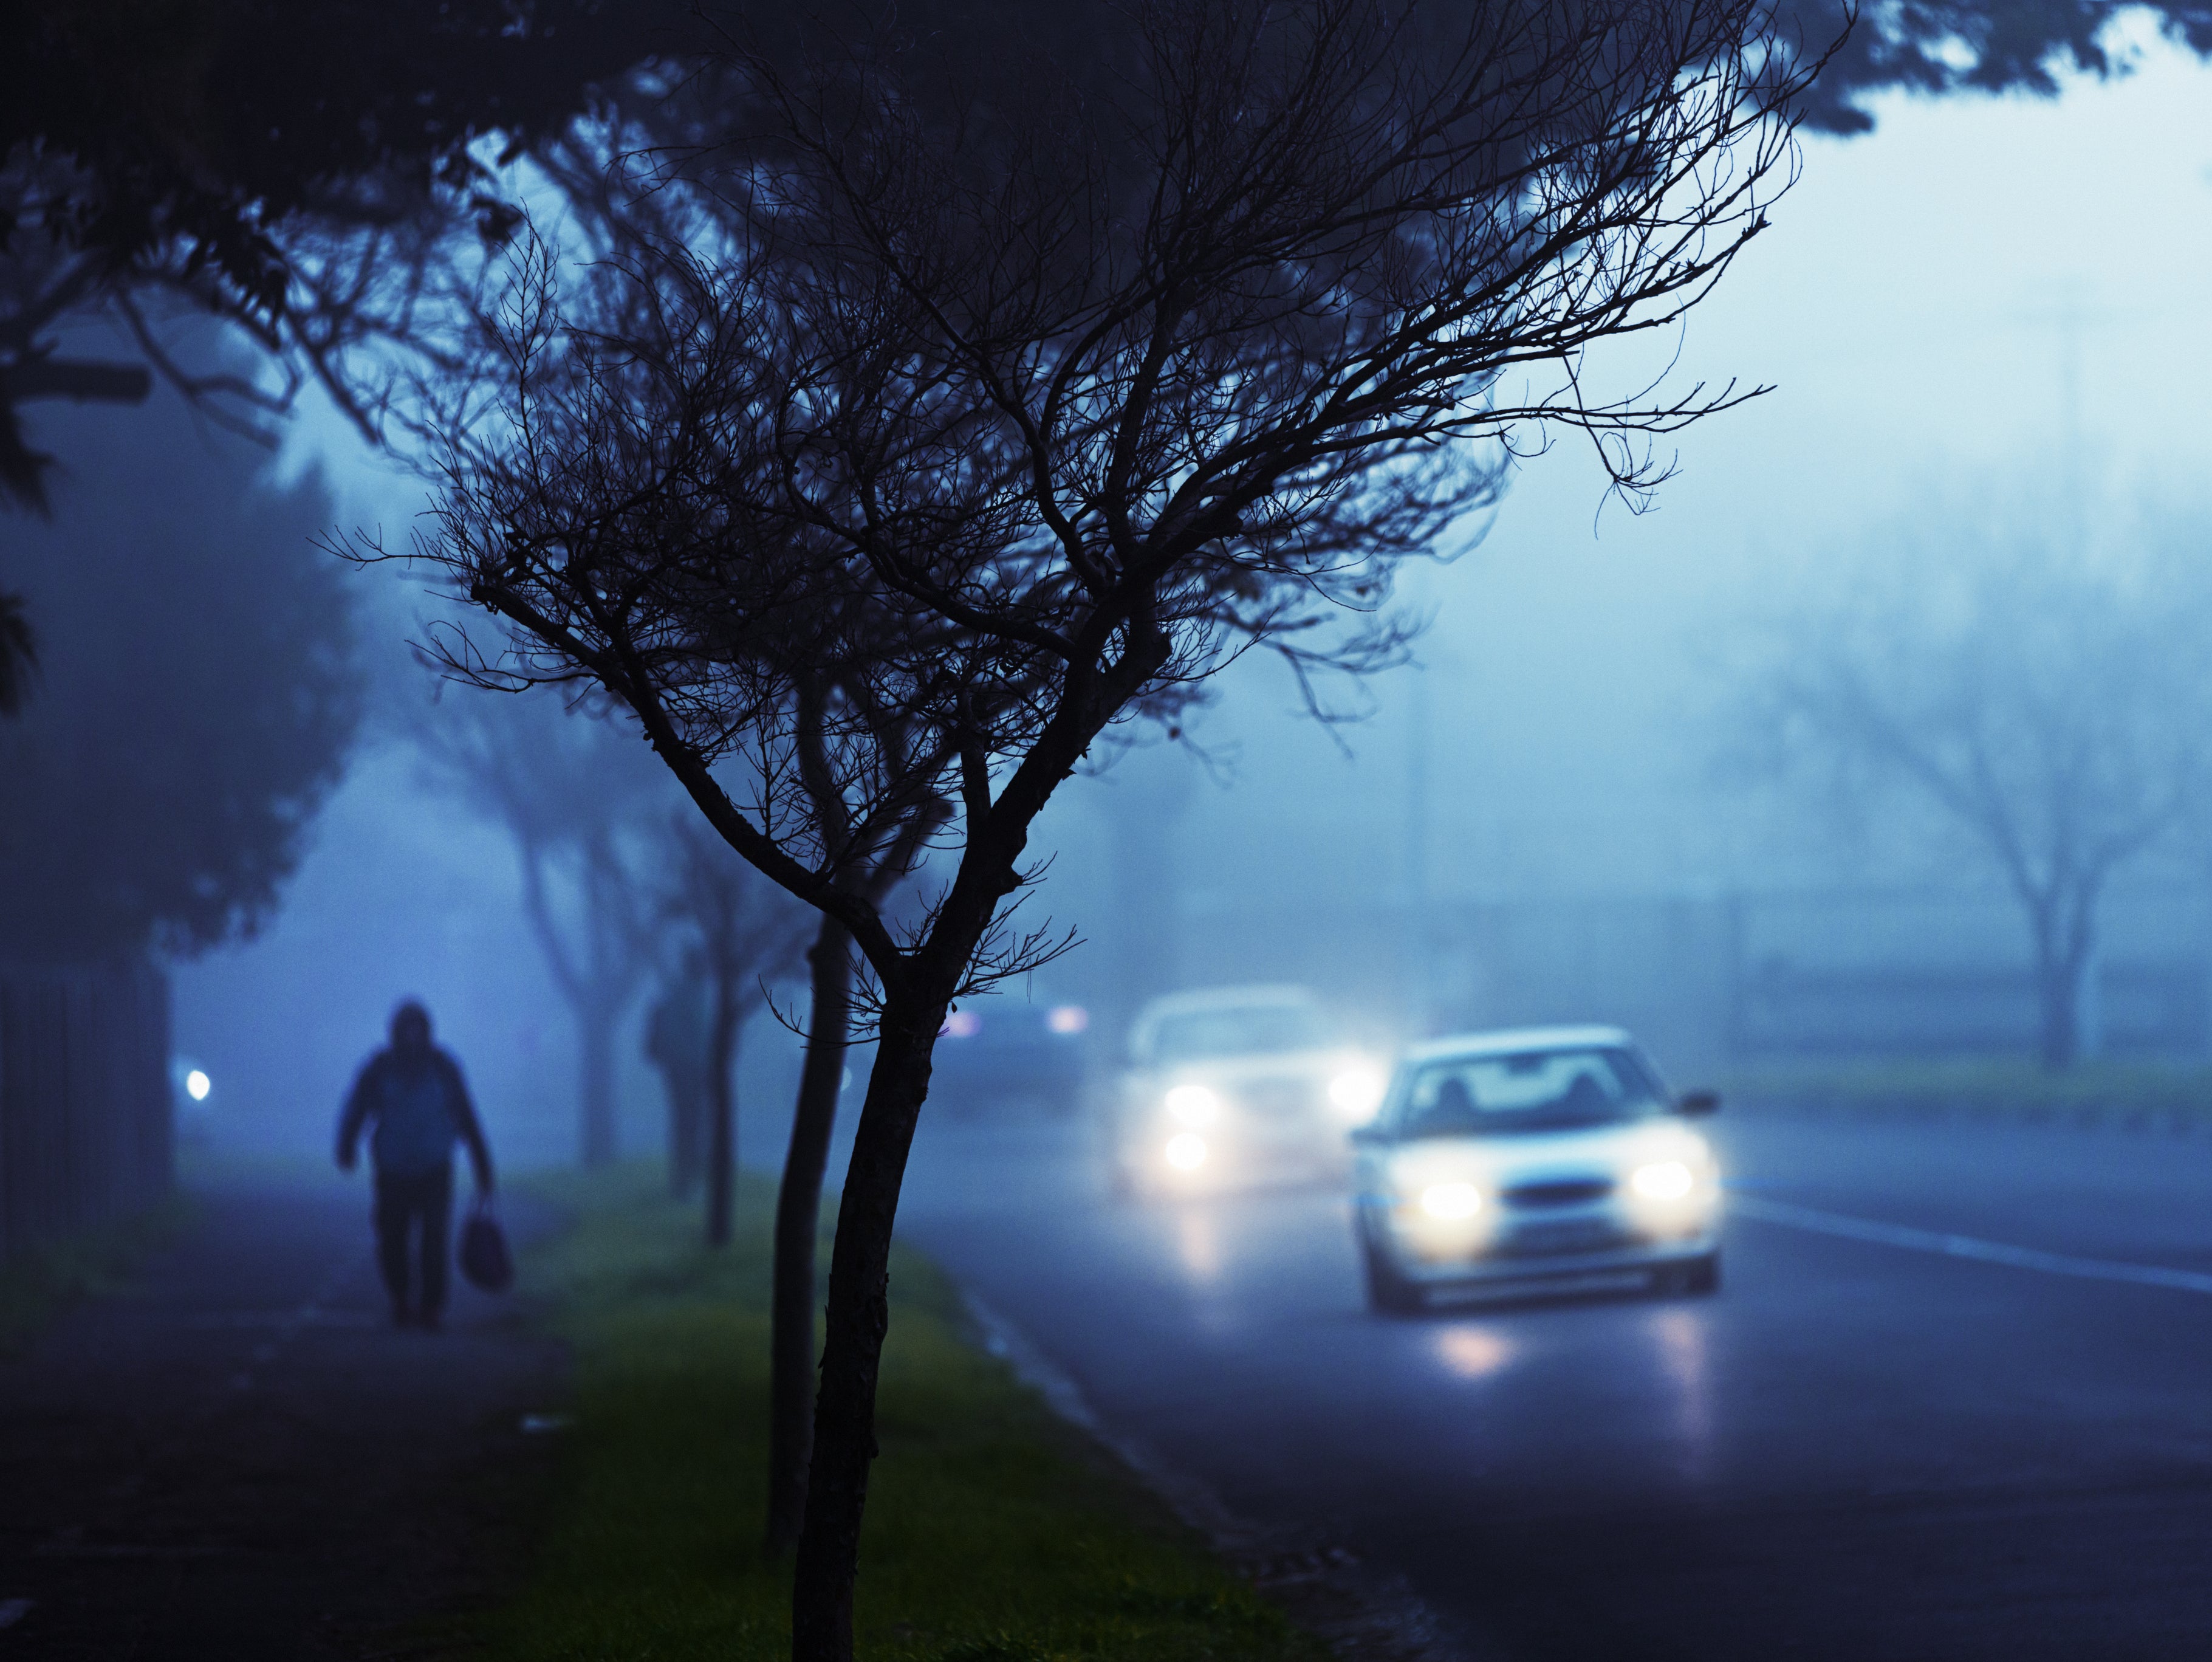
[1629,1160,1696,1201]
[1164,1083,1221,1127]
[1164,1132,1209,1172]
[1327,1066,1387,1119]
[1419,1181,1484,1221]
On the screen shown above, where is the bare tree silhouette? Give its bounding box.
[653,812,812,1245]
[1737,532,2211,1069]
[380,1,1823,1650]
[417,693,668,1163]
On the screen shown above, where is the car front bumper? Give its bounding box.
[1362,1199,1719,1287]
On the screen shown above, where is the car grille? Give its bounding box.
[1237,1079,1320,1119]
[1502,1177,1614,1209]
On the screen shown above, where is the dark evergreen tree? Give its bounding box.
[0,388,360,961]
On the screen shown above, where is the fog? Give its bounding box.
[142,35,2212,1168]
[14,18,2212,1662]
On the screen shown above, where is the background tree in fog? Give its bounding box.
[416,692,667,1163]
[642,958,712,1200]
[1736,531,2210,1070]
[8,0,2197,707]
[653,813,810,1246]
[0,594,32,716]
[0,393,360,964]
[400,3,1823,1651]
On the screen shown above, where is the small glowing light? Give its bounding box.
[1435,1326,1517,1380]
[1419,1181,1483,1220]
[1163,1083,1222,1126]
[1631,1160,1695,1201]
[1328,1066,1386,1118]
[941,1010,982,1039]
[184,1069,211,1103]
[1164,1133,1210,1172]
[1046,1004,1089,1035]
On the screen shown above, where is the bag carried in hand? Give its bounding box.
[459,1201,515,1293]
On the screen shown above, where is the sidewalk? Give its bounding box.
[0,1177,566,1660]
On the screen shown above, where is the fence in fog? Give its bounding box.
[1158,885,2212,1073]
[0,962,173,1264]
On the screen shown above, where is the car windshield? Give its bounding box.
[1397,1046,1666,1137]
[1149,1005,1336,1062]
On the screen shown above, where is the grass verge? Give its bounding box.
[487,1164,1323,1662]
[0,1195,193,1355]
[1722,1057,2212,1121]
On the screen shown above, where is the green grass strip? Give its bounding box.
[0,1195,192,1355]
[485,1164,1322,1662]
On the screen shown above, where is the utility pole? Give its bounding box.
[1404,656,1431,1038]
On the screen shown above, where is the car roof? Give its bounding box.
[1134,984,1320,1020]
[1402,1025,1637,1065]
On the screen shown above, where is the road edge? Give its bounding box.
[962,1289,1510,1662]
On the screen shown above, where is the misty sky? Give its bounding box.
[174,37,2212,1158]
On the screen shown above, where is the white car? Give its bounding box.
[1110,985,1388,1194]
[1351,1025,1721,1311]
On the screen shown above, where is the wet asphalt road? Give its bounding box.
[896,1110,2212,1662]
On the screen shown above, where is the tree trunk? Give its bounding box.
[667,1080,707,1198]
[704,983,742,1249]
[790,983,943,1662]
[764,916,852,1558]
[2030,894,2094,1073]
[580,1012,620,1167]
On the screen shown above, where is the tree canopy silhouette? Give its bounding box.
[0,393,359,963]
[386,4,1830,1653]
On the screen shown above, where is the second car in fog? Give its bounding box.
[1109,984,1386,1194]
[931,994,1091,1116]
[1351,1025,1721,1311]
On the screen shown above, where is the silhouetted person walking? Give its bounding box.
[337,1001,495,1330]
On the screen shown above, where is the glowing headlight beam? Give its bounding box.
[1327,1067,1386,1118]
[1164,1132,1210,1172]
[1630,1160,1696,1201]
[1419,1181,1484,1221]
[1163,1083,1222,1126]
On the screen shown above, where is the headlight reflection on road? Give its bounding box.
[1434,1325,1518,1381]
[1174,1207,1224,1282]
[1646,1306,1714,1476]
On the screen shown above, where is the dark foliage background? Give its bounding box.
[0,381,361,964]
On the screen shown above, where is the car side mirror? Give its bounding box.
[1676,1089,1721,1118]
[1349,1123,1391,1147]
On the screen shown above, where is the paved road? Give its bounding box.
[0,1176,563,1660]
[897,1110,2212,1662]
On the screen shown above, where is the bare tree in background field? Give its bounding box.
[1739,533,2212,1071]
[417,693,667,1162]
[655,813,812,1246]
[384,2,1823,1651]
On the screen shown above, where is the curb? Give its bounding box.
[962,1291,1505,1662]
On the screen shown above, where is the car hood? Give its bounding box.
[1377,1116,1713,1191]
[1132,1047,1360,1088]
